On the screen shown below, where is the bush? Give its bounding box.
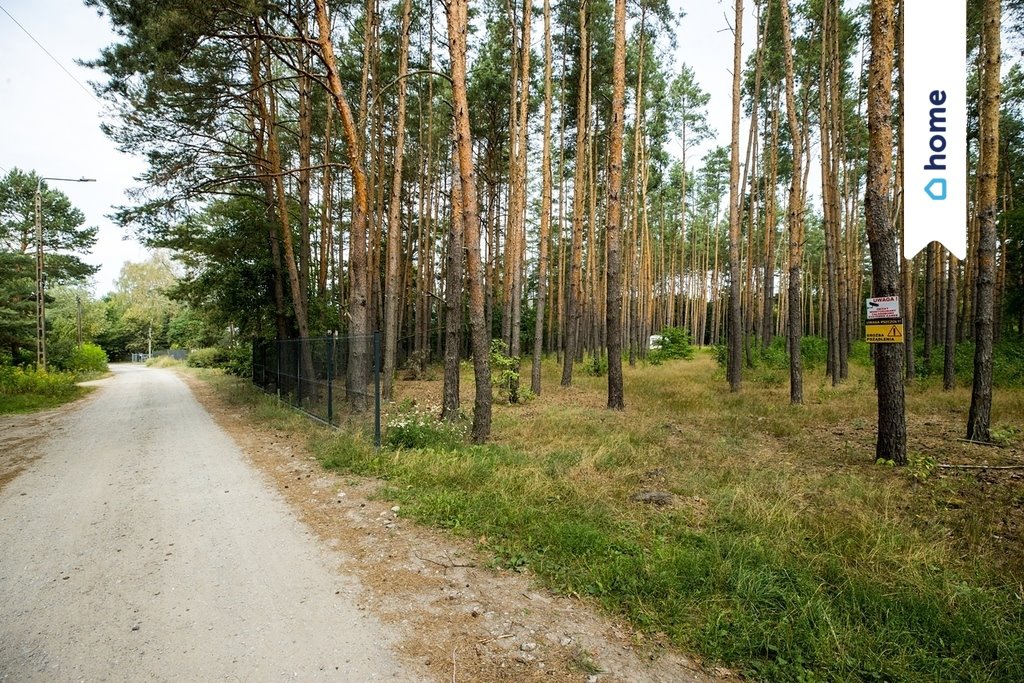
[383,402,467,450]
[717,337,831,371]
[951,339,1024,387]
[223,347,252,377]
[65,343,108,373]
[799,336,829,367]
[186,346,251,377]
[582,352,608,377]
[0,366,77,397]
[186,347,225,368]
[648,327,694,364]
[489,340,518,400]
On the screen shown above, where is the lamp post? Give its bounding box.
[35,176,96,370]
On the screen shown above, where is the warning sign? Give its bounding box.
[866,296,901,320]
[865,322,905,344]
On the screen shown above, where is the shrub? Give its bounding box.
[712,343,729,367]
[582,352,608,377]
[648,327,694,364]
[186,346,251,376]
[65,343,108,373]
[718,337,832,371]
[186,347,226,368]
[489,340,518,400]
[383,403,467,450]
[0,366,77,397]
[223,347,252,378]
[799,335,829,367]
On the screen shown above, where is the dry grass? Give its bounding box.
[206,350,1024,681]
[387,351,1024,681]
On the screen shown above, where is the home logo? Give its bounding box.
[903,0,966,260]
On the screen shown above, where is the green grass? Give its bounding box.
[0,390,88,414]
[0,366,89,414]
[208,353,1024,682]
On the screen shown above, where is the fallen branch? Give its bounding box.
[938,463,1024,470]
[956,438,1003,448]
[414,552,476,571]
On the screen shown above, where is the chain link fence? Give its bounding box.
[251,333,381,446]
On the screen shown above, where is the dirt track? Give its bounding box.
[0,364,420,681]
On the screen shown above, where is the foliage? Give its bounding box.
[186,347,222,368]
[582,353,608,377]
[0,252,35,361]
[222,346,252,378]
[647,326,694,364]
[912,339,1024,387]
[64,343,109,373]
[0,366,77,396]
[382,401,467,451]
[0,168,98,284]
[0,170,98,357]
[715,337,869,375]
[186,346,250,377]
[167,307,219,349]
[489,340,519,401]
[0,366,82,414]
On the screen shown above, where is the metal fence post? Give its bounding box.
[326,334,334,426]
[275,339,282,395]
[374,332,381,449]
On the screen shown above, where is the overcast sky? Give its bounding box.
[0,0,755,297]
[1,0,149,296]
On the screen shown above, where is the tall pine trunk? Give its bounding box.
[607,0,626,410]
[944,254,958,390]
[443,152,465,420]
[561,2,589,387]
[313,0,372,411]
[448,0,492,441]
[779,0,804,405]
[967,0,1001,442]
[726,0,744,392]
[531,0,554,396]
[382,0,413,401]
[866,0,906,463]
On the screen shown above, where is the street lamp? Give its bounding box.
[35,176,96,371]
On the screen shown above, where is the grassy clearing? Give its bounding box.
[204,353,1024,682]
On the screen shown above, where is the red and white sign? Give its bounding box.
[866,296,901,321]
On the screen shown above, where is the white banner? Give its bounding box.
[903,0,967,260]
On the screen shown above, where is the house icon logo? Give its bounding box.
[925,178,947,201]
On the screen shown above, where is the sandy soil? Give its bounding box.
[0,364,733,682]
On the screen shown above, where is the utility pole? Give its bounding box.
[35,185,44,370]
[35,176,96,371]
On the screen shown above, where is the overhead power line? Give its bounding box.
[0,2,104,106]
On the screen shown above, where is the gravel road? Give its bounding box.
[0,364,421,682]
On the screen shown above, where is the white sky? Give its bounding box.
[0,0,754,297]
